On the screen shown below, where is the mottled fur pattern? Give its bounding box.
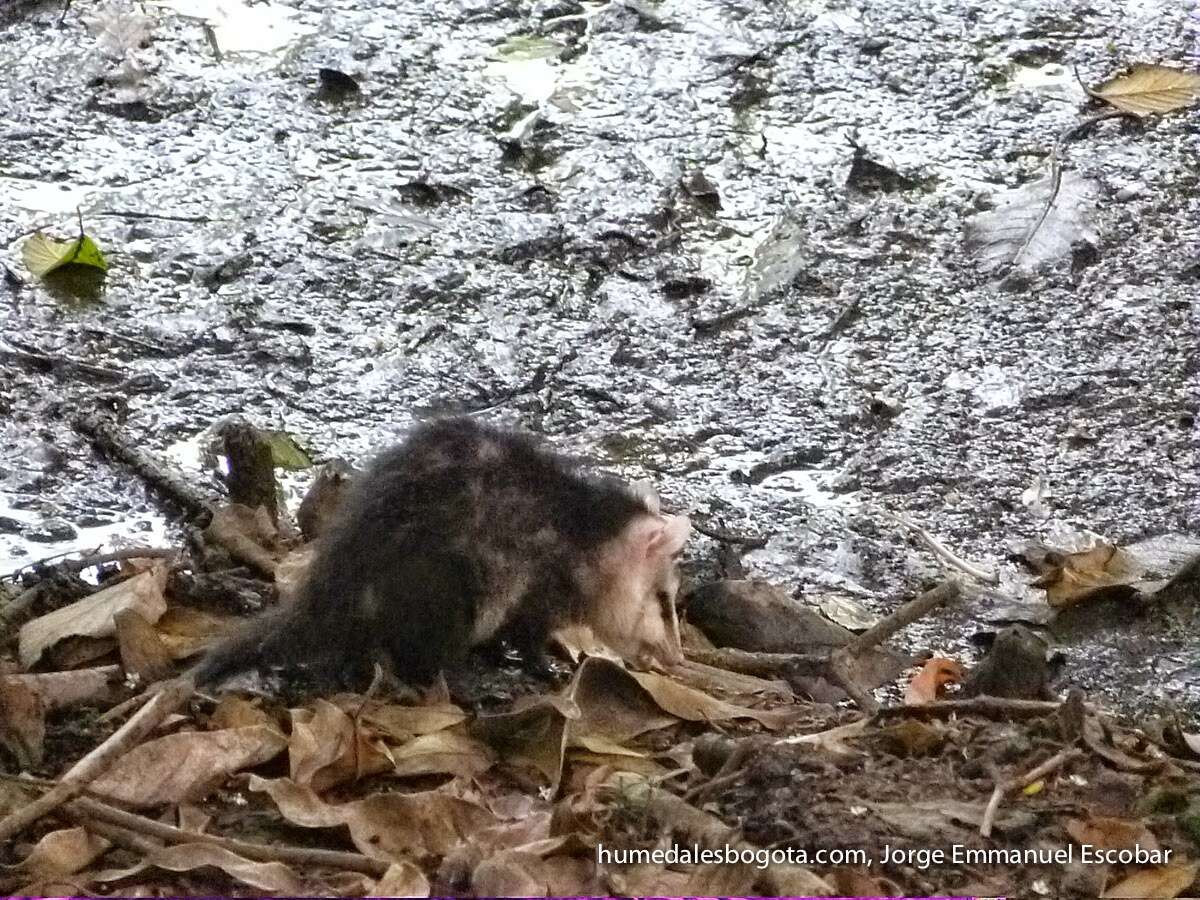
[192,418,689,687]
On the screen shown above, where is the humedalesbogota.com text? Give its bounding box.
[596,843,868,869]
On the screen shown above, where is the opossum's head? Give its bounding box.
[587,509,691,670]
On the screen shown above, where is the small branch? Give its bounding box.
[877,510,998,585]
[0,339,127,383]
[845,578,961,657]
[0,676,193,844]
[689,519,768,549]
[875,696,1069,721]
[73,411,216,522]
[980,747,1083,837]
[64,795,389,877]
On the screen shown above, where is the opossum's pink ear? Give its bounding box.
[645,514,691,558]
[629,479,661,515]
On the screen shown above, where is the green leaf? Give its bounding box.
[492,35,565,62]
[22,232,109,277]
[263,431,313,470]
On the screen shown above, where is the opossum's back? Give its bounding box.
[346,418,647,549]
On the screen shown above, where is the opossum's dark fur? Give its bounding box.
[191,418,688,689]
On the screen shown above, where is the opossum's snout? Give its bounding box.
[590,511,691,670]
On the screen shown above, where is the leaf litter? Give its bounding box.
[2,1,1200,896]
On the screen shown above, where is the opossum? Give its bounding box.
[191,417,691,688]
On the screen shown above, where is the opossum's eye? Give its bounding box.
[656,589,671,611]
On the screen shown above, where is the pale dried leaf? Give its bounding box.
[90,725,287,807]
[2,666,122,710]
[626,666,799,730]
[1102,862,1200,899]
[342,697,468,741]
[964,173,1099,274]
[1066,815,1159,851]
[93,843,307,894]
[19,568,167,669]
[1094,64,1200,116]
[209,695,280,731]
[249,775,499,860]
[289,699,392,790]
[114,608,174,681]
[0,676,46,768]
[14,827,109,877]
[392,728,495,779]
[370,861,431,897]
[154,605,234,659]
[81,2,154,58]
[470,696,575,787]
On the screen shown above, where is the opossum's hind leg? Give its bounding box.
[372,549,478,684]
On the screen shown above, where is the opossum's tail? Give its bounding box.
[188,602,320,687]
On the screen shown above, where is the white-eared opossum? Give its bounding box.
[191,418,691,687]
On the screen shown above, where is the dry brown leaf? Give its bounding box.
[568,657,676,744]
[249,775,499,860]
[0,666,122,710]
[370,861,431,897]
[1066,815,1159,851]
[18,567,168,668]
[627,666,798,730]
[470,695,576,787]
[1029,541,1146,608]
[1102,862,1200,899]
[114,608,174,682]
[92,843,308,894]
[334,695,467,742]
[905,657,964,705]
[470,849,549,897]
[90,725,287,807]
[209,695,280,732]
[1093,64,1200,116]
[289,699,393,790]
[392,728,495,779]
[13,826,110,877]
[0,675,46,768]
[153,605,235,659]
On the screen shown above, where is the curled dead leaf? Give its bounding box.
[904,657,964,705]
[1028,541,1145,608]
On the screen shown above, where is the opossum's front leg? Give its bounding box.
[504,593,562,680]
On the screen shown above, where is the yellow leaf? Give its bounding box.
[22,232,109,277]
[1093,64,1200,117]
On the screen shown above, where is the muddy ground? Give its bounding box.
[1,0,1199,895]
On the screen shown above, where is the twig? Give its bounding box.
[97,210,213,224]
[875,696,1069,721]
[689,519,768,549]
[0,339,127,383]
[1012,108,1140,270]
[686,647,831,679]
[0,675,194,843]
[4,546,178,583]
[1,547,180,630]
[980,747,1083,837]
[64,795,389,877]
[876,510,998,585]
[844,578,961,657]
[73,411,216,522]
